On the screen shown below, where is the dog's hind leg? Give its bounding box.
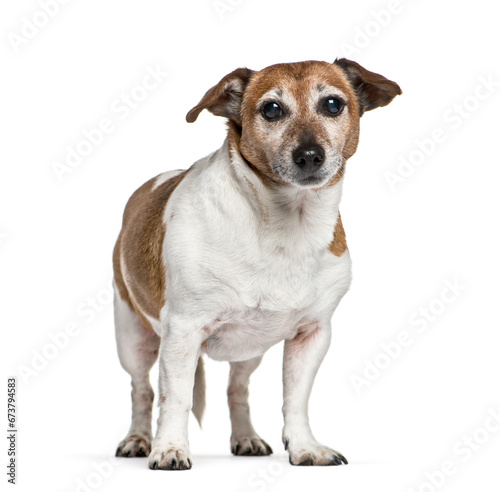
[228,356,273,456]
[114,290,160,457]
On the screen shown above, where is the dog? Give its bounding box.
[113,58,401,470]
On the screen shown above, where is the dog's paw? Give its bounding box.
[148,443,192,471]
[286,440,347,466]
[231,436,273,456]
[115,434,151,458]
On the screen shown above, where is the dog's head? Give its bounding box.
[187,59,401,188]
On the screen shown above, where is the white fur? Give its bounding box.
[140,138,351,469]
[160,140,350,337]
[114,288,160,458]
[152,169,184,190]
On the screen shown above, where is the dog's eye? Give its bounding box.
[324,98,344,116]
[261,102,283,121]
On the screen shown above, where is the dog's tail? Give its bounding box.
[192,356,206,426]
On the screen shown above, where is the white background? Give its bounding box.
[2,1,499,491]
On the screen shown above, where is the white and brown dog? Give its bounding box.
[113,59,401,470]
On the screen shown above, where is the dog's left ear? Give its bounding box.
[334,58,402,115]
[186,68,254,124]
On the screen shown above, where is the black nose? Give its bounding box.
[293,144,325,170]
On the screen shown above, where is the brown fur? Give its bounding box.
[328,215,347,257]
[187,60,401,194]
[188,62,362,189]
[334,58,402,114]
[186,68,254,125]
[227,121,276,188]
[238,61,361,185]
[113,171,188,329]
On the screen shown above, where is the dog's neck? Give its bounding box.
[224,129,344,253]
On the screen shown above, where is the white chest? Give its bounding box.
[198,248,351,361]
[163,152,351,361]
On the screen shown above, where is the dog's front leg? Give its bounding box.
[148,317,202,471]
[282,323,347,466]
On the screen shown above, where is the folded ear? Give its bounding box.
[334,58,402,115]
[186,68,254,124]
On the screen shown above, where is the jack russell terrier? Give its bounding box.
[113,58,401,470]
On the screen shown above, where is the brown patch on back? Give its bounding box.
[328,214,347,257]
[113,171,188,328]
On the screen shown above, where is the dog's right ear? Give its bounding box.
[334,58,402,115]
[186,68,254,124]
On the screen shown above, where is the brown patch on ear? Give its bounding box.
[186,68,254,124]
[328,214,347,257]
[113,171,188,328]
[334,58,401,114]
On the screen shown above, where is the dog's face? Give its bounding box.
[239,61,361,188]
[187,59,401,188]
